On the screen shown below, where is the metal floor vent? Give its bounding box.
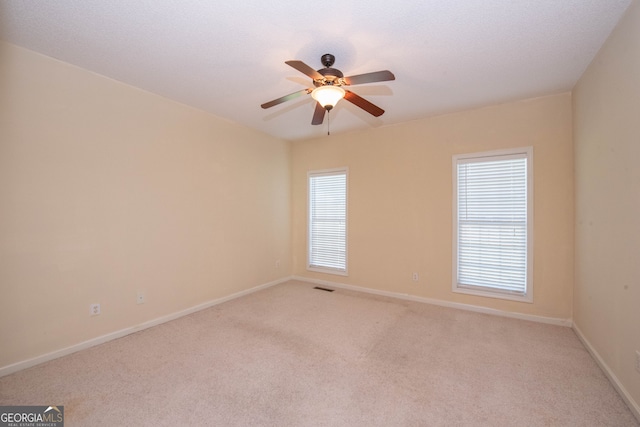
[313,286,335,292]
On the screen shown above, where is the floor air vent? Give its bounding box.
[313,286,335,292]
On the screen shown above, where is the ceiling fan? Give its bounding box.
[261,53,395,125]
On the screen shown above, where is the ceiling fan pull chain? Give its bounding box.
[327,110,331,136]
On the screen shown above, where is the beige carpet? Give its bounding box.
[1,280,637,426]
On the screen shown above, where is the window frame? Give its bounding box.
[307,168,348,276]
[452,147,534,303]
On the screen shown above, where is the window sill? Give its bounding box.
[453,284,533,303]
[307,266,348,277]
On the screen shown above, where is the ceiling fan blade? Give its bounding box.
[285,60,324,80]
[261,88,311,109]
[343,70,395,86]
[311,102,326,125]
[344,90,385,117]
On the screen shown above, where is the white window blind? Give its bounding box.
[453,149,532,302]
[308,170,347,274]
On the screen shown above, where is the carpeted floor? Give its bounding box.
[1,280,638,426]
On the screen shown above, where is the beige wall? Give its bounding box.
[292,93,574,320]
[573,0,640,411]
[0,42,291,368]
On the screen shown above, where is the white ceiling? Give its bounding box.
[0,1,632,141]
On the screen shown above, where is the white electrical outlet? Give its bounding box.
[90,303,101,316]
[412,272,419,282]
[136,292,145,305]
[275,259,281,269]
[635,351,640,374]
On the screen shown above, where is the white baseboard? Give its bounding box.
[0,276,292,378]
[292,275,573,327]
[573,323,640,423]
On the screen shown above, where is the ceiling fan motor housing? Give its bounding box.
[314,67,344,87]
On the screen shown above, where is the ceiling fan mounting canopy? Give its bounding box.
[321,53,336,67]
[261,53,395,125]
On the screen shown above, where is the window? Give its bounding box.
[308,169,347,275]
[453,148,533,302]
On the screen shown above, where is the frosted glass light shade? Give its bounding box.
[311,86,345,109]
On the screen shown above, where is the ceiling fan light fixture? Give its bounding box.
[311,85,345,110]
